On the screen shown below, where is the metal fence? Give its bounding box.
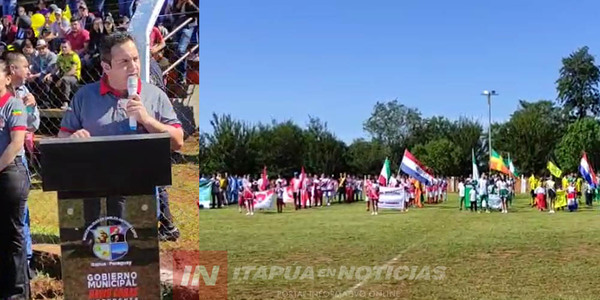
[27,13,199,298]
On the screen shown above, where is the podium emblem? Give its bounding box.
[83,217,138,262]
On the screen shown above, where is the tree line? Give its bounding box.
[200,46,600,177]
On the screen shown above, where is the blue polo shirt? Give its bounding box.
[60,76,182,136]
[0,93,28,157]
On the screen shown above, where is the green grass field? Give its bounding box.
[201,194,600,300]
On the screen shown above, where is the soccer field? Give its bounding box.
[201,195,600,300]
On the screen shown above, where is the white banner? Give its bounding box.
[486,194,502,210]
[254,190,276,210]
[377,187,406,210]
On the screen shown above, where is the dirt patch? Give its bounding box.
[181,132,199,154]
[31,275,63,299]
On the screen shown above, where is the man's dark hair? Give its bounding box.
[4,51,26,66]
[116,16,129,25]
[100,32,135,64]
[22,39,33,49]
[71,16,81,23]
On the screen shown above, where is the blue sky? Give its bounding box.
[200,0,600,143]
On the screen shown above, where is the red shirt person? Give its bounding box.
[65,16,90,56]
[149,26,166,55]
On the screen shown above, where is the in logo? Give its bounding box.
[82,216,137,261]
[172,250,227,300]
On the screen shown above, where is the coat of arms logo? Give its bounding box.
[83,216,138,262]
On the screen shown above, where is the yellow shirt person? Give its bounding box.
[528,175,537,192]
[56,49,81,80]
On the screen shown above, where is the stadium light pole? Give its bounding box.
[482,90,498,174]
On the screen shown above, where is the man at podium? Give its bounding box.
[57,32,183,222]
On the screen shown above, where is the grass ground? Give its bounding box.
[200,194,600,300]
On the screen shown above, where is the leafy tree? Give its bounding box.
[414,116,454,144]
[555,118,600,172]
[448,117,483,176]
[205,113,256,175]
[363,100,423,166]
[251,120,306,177]
[556,46,600,119]
[345,139,388,176]
[199,132,209,174]
[303,117,347,175]
[411,139,460,176]
[493,101,564,175]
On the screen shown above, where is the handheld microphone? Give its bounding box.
[127,75,138,131]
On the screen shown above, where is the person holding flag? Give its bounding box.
[260,166,268,191]
[337,173,346,203]
[584,179,594,207]
[579,152,597,207]
[379,157,391,186]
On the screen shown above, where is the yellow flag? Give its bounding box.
[547,161,562,178]
[64,5,72,21]
[49,5,71,23]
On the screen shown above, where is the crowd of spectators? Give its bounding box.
[0,0,198,110]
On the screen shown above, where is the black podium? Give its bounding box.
[39,133,172,299]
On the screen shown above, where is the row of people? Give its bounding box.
[458,173,515,213]
[531,174,598,213]
[218,172,449,216]
[202,173,369,209]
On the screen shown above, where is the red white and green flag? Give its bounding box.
[378,158,391,186]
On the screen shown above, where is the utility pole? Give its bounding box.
[482,90,498,174]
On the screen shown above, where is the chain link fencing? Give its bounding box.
[25,9,199,298]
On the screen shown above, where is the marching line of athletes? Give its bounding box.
[226,172,449,216]
[528,174,595,213]
[457,173,515,214]
[363,175,449,216]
